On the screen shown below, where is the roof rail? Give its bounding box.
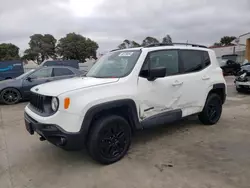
[145,43,207,48]
[172,43,207,48]
[145,43,172,47]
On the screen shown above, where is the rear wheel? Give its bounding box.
[199,93,222,125]
[87,115,132,164]
[0,88,21,105]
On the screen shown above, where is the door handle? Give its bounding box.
[202,75,210,80]
[172,80,183,86]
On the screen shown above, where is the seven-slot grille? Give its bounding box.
[30,93,45,113]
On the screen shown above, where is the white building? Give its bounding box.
[209,32,250,64]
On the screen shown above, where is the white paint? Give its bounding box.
[25,45,226,133]
[31,77,119,96]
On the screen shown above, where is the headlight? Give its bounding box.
[51,97,59,111]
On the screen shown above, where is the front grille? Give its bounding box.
[30,93,45,113]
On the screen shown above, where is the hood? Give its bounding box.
[31,76,119,96]
[0,79,22,90]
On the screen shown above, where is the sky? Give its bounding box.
[0,0,249,54]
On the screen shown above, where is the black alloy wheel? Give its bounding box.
[87,115,132,164]
[207,101,219,123]
[199,93,222,125]
[99,122,129,159]
[0,88,21,105]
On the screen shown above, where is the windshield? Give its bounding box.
[86,50,141,78]
[16,69,35,79]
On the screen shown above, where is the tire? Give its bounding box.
[198,93,222,125]
[236,87,245,93]
[0,88,21,105]
[87,115,132,164]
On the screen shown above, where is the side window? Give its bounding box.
[29,68,52,79]
[140,50,179,77]
[53,68,74,77]
[203,51,211,67]
[180,50,203,73]
[150,50,179,76]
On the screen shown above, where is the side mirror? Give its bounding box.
[148,67,166,81]
[26,77,32,82]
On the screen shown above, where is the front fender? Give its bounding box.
[79,99,141,142]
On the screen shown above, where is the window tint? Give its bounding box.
[203,51,211,67]
[150,50,179,76]
[140,50,179,77]
[53,68,74,76]
[30,68,52,79]
[180,50,203,73]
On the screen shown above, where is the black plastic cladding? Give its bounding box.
[80,99,141,139]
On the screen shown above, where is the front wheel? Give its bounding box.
[199,93,222,125]
[87,115,132,164]
[0,88,21,105]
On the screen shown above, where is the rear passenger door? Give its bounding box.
[177,50,211,116]
[52,67,75,81]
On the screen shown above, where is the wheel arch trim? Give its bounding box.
[80,99,141,139]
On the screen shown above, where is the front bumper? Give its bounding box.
[235,81,250,90]
[24,112,85,150]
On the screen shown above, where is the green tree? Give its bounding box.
[220,36,236,46]
[0,43,20,61]
[141,36,160,47]
[23,34,57,64]
[118,39,141,49]
[213,42,222,47]
[56,33,99,62]
[162,34,172,44]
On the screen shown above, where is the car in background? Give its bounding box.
[0,66,82,105]
[0,60,24,81]
[41,60,80,69]
[234,64,250,92]
[220,54,241,76]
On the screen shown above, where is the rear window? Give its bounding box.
[180,50,204,73]
[53,68,74,76]
[180,50,210,74]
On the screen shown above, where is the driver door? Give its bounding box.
[22,67,53,98]
[137,50,183,127]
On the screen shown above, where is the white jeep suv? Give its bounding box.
[24,43,227,164]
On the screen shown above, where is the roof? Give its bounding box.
[37,65,79,70]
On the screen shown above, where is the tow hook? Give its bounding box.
[57,137,67,146]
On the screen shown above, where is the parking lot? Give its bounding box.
[0,76,250,188]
